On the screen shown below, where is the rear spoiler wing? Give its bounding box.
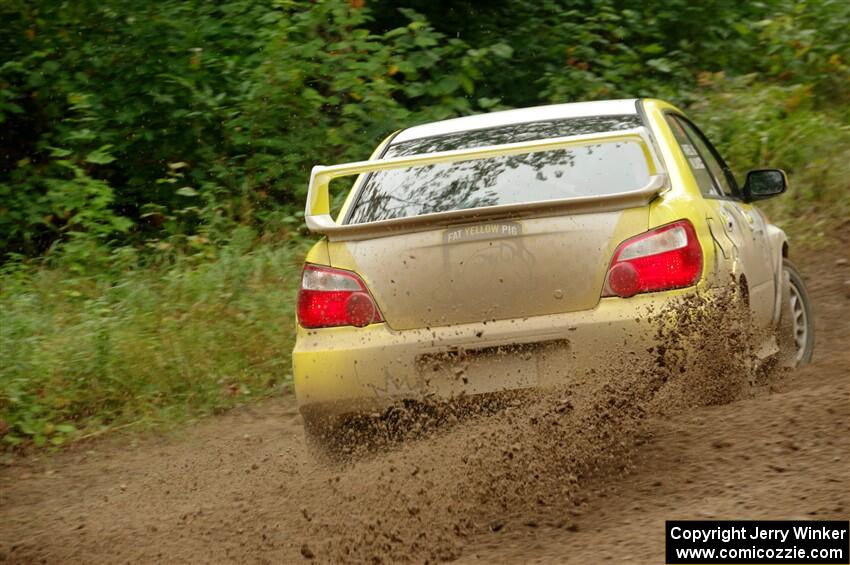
[305,127,667,241]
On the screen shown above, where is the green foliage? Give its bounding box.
[3,0,847,261]
[0,238,309,448]
[0,0,511,259]
[750,0,850,101]
[0,87,132,261]
[689,75,850,244]
[368,0,849,107]
[221,2,512,226]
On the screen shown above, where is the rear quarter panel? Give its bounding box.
[641,99,727,289]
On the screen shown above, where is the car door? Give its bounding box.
[665,114,776,328]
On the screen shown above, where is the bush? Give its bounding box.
[0,1,512,259]
[3,0,847,259]
[689,75,850,243]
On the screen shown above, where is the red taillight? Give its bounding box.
[297,264,384,328]
[603,220,703,298]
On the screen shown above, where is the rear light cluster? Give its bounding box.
[297,264,384,328]
[603,220,703,298]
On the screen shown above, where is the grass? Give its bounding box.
[0,235,311,449]
[689,75,850,245]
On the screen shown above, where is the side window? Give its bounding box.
[669,115,738,198]
[665,115,721,197]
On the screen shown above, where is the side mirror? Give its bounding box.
[742,169,787,202]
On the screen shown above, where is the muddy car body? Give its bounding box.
[292,99,813,442]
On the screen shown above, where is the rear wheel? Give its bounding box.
[778,260,814,367]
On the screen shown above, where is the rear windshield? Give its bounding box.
[346,115,650,224]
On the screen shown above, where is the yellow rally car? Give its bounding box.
[292,98,814,446]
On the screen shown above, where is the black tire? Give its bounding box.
[778,259,814,367]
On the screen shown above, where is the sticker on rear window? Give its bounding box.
[681,143,699,157]
[444,222,522,243]
[688,157,706,170]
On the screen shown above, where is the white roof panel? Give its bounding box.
[394,99,639,143]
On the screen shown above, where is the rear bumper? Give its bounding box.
[292,288,695,418]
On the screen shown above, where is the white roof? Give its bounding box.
[394,99,639,143]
